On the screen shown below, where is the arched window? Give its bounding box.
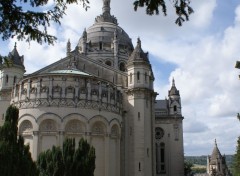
[105,60,111,66]
[119,62,126,71]
[137,71,140,81]
[130,73,133,84]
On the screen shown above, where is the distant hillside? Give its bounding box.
[185,155,234,167]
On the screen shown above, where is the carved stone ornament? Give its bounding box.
[66,120,82,133]
[155,127,164,140]
[19,120,33,133]
[92,124,104,134]
[40,119,57,131]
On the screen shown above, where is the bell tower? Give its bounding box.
[125,38,156,176]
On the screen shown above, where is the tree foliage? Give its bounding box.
[0,0,193,45]
[0,105,38,176]
[134,0,193,26]
[37,138,96,176]
[184,161,193,176]
[233,137,240,175]
[0,0,89,45]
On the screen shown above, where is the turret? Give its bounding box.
[127,38,154,90]
[78,29,87,54]
[0,43,25,124]
[125,38,155,176]
[0,43,25,94]
[168,78,181,115]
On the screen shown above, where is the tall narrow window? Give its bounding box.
[160,143,165,172]
[139,162,141,171]
[6,75,8,84]
[137,71,140,81]
[138,112,140,121]
[99,42,103,50]
[130,73,133,84]
[145,72,147,83]
[119,62,126,71]
[174,105,177,112]
[13,76,17,84]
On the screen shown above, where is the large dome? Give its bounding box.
[77,0,133,70]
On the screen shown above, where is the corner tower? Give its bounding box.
[0,43,25,125]
[126,38,156,176]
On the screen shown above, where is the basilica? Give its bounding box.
[0,0,184,175]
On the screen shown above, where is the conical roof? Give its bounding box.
[128,38,149,62]
[7,43,24,68]
[211,139,222,160]
[168,78,180,96]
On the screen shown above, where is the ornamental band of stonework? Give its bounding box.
[11,74,123,114]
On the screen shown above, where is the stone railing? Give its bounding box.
[11,74,123,114]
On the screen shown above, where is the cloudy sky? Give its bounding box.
[1,0,240,156]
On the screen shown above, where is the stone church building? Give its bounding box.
[207,140,231,176]
[0,0,184,175]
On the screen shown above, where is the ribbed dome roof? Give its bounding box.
[78,0,133,51]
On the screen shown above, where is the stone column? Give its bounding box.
[19,82,22,100]
[61,77,66,98]
[32,131,39,161]
[87,81,91,101]
[27,79,31,98]
[105,133,110,176]
[37,78,41,99]
[49,77,53,98]
[59,131,64,147]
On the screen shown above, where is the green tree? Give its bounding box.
[233,137,240,175]
[37,138,96,176]
[0,0,193,45]
[184,161,193,176]
[0,105,38,176]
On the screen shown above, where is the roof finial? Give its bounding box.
[215,139,217,146]
[102,0,111,15]
[137,37,141,47]
[172,77,175,87]
[14,42,17,49]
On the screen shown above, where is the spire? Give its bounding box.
[67,39,71,56]
[169,78,180,96]
[128,38,149,62]
[172,77,175,87]
[7,42,25,68]
[102,0,111,15]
